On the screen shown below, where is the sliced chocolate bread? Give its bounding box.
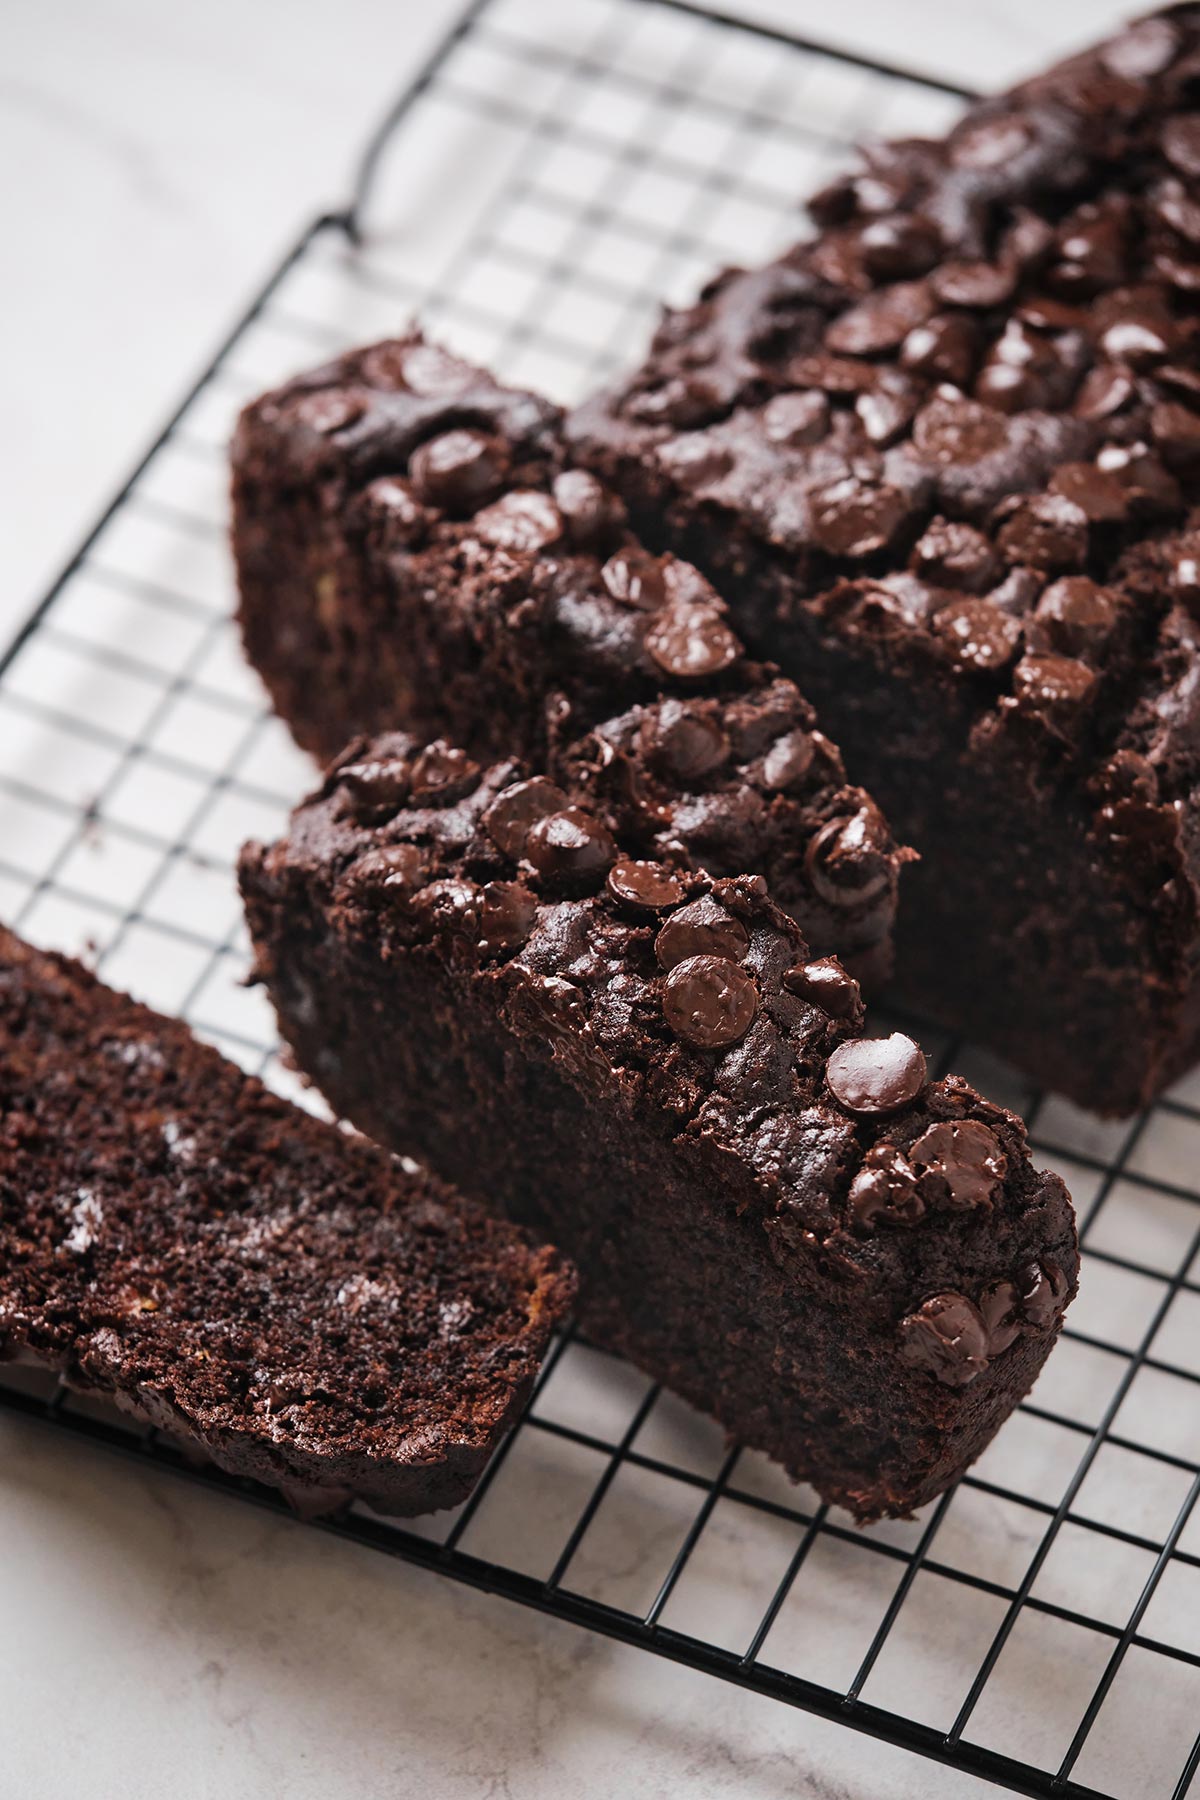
[239,742,1078,1521]
[0,925,572,1517]
[230,333,910,986]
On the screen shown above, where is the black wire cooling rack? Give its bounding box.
[3,3,1200,1795]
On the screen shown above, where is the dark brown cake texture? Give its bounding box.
[231,333,911,987]
[568,4,1200,1115]
[239,741,1078,1521]
[0,925,573,1517]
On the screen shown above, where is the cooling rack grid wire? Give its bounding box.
[3,3,1200,1794]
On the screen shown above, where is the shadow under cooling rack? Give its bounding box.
[2,4,1200,1797]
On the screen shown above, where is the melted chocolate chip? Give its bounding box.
[644,701,730,781]
[291,389,365,436]
[762,390,829,446]
[978,1281,1023,1356]
[1102,15,1179,78]
[849,1142,925,1230]
[606,858,685,913]
[809,478,910,560]
[337,843,427,901]
[479,881,538,953]
[1012,651,1098,718]
[1018,1258,1070,1328]
[552,469,627,553]
[1074,364,1135,421]
[782,957,863,1020]
[761,729,815,791]
[805,808,894,908]
[662,954,758,1050]
[860,213,941,280]
[1163,115,1200,182]
[409,742,481,805]
[911,519,999,594]
[996,494,1089,573]
[481,777,569,860]
[912,396,1008,465]
[524,807,615,894]
[825,279,934,355]
[909,1118,1008,1210]
[601,547,667,611]
[473,490,564,554]
[360,476,430,546]
[408,429,509,510]
[644,603,741,681]
[410,877,481,941]
[931,259,1016,309]
[655,896,750,970]
[899,1292,990,1386]
[934,599,1023,674]
[337,755,411,820]
[1032,577,1116,658]
[900,313,978,387]
[659,435,735,489]
[825,1033,926,1115]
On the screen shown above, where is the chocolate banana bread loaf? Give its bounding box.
[230,334,910,985]
[239,742,1078,1520]
[569,5,1200,1115]
[0,925,572,1517]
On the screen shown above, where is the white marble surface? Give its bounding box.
[0,3,1153,1797]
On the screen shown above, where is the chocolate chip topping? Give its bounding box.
[481,777,569,860]
[472,490,564,554]
[644,601,742,681]
[1019,1258,1070,1327]
[1011,650,1098,717]
[360,475,430,546]
[601,546,668,611]
[551,469,627,552]
[805,807,894,907]
[910,518,999,593]
[646,702,730,779]
[763,390,829,446]
[1031,577,1116,658]
[606,858,685,913]
[409,429,510,510]
[761,729,815,791]
[934,598,1023,674]
[899,1293,991,1386]
[908,1118,1008,1210]
[409,741,481,805]
[978,1280,1023,1355]
[825,1033,926,1115]
[849,1143,925,1231]
[525,807,615,894]
[662,954,758,1050]
[337,754,411,820]
[809,477,911,559]
[655,896,750,970]
[782,957,863,1019]
[337,842,427,901]
[479,880,538,952]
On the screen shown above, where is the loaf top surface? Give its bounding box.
[243,736,1078,1392]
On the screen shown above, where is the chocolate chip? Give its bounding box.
[909,1118,1008,1210]
[1101,15,1179,78]
[601,547,667,611]
[291,389,366,435]
[910,519,999,593]
[646,702,730,780]
[336,843,426,902]
[825,1033,926,1115]
[934,598,1023,674]
[900,314,978,387]
[552,469,627,553]
[481,777,569,860]
[809,477,911,559]
[931,259,1016,309]
[1050,203,1128,296]
[859,214,940,280]
[855,378,920,448]
[1048,461,1129,522]
[336,754,411,819]
[978,1281,1023,1355]
[607,858,685,913]
[479,881,538,952]
[825,280,935,355]
[762,390,829,446]
[397,341,474,395]
[995,494,1089,572]
[1164,115,1200,181]
[782,957,863,1020]
[524,807,615,894]
[644,603,741,681]
[1074,364,1135,420]
[806,807,894,908]
[409,429,510,510]
[1032,577,1117,658]
[409,742,481,805]
[662,954,758,1050]
[1100,312,1173,368]
[1152,401,1200,467]
[410,877,481,941]
[1018,1258,1070,1328]
[951,113,1032,170]
[1095,442,1181,515]
[912,396,1008,465]
[849,1142,925,1231]
[987,566,1044,615]
[1012,651,1098,718]
[761,729,815,792]
[659,434,734,489]
[655,896,749,970]
[1171,534,1200,607]
[360,476,431,546]
[473,490,564,554]
[898,1292,990,1386]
